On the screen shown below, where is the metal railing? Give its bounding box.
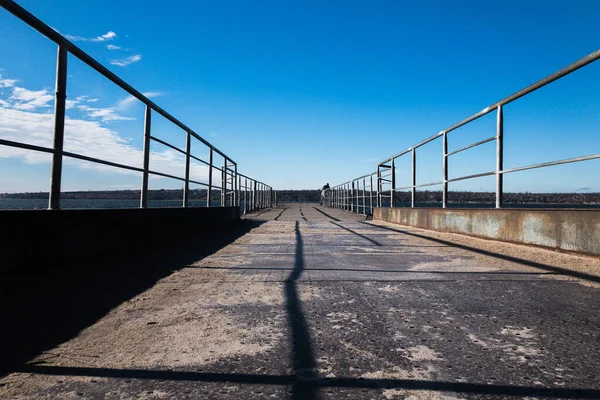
[329,173,377,215]
[330,49,600,213]
[0,0,272,212]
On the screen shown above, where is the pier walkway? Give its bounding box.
[1,204,600,399]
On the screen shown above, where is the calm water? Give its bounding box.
[0,199,222,210]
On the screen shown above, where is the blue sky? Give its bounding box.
[0,0,599,193]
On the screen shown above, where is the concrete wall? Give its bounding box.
[374,207,600,256]
[0,207,240,272]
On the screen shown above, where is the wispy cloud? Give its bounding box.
[65,31,117,42]
[9,87,54,111]
[74,95,99,103]
[76,104,135,123]
[0,74,18,88]
[117,91,163,109]
[106,44,121,50]
[3,88,132,123]
[0,76,207,186]
[110,54,142,67]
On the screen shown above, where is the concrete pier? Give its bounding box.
[1,204,599,399]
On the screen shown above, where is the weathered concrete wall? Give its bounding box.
[374,207,600,256]
[0,207,240,272]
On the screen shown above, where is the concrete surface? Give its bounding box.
[374,207,600,256]
[1,203,599,399]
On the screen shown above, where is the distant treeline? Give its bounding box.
[274,190,600,205]
[2,189,599,205]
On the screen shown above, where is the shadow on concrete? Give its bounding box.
[7,219,600,399]
[330,221,382,246]
[363,222,600,284]
[197,265,558,275]
[311,207,341,221]
[0,219,265,378]
[15,364,600,398]
[285,220,317,399]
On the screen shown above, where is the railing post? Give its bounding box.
[370,174,374,214]
[496,105,504,208]
[242,177,246,214]
[221,159,227,206]
[253,180,257,211]
[411,148,416,208]
[49,45,68,210]
[362,177,366,215]
[354,180,358,213]
[140,105,151,208]
[442,132,448,208]
[346,183,349,210]
[391,158,395,208]
[183,130,191,207]
[376,167,382,207]
[234,163,238,207]
[207,148,213,207]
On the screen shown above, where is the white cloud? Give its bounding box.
[0,105,207,182]
[65,30,117,43]
[0,76,208,191]
[0,74,18,88]
[9,87,54,110]
[106,44,121,50]
[117,91,163,109]
[110,54,142,67]
[76,104,135,123]
[96,31,117,42]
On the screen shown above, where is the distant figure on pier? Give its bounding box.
[320,183,330,206]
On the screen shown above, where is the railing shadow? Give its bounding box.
[312,207,341,221]
[6,218,600,398]
[285,220,317,399]
[362,221,600,284]
[0,219,266,378]
[330,221,382,246]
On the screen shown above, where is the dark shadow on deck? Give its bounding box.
[16,364,600,399]
[285,220,317,399]
[312,207,341,221]
[362,222,600,284]
[0,219,265,378]
[330,221,382,246]
[8,218,600,399]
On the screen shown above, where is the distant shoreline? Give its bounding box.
[1,189,599,205]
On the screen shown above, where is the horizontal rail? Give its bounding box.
[377,49,600,167]
[446,136,496,157]
[0,0,236,164]
[147,170,185,182]
[330,49,599,213]
[380,149,412,165]
[0,138,54,154]
[189,154,210,167]
[444,50,600,135]
[63,151,145,173]
[446,171,496,183]
[1,0,274,212]
[394,181,443,190]
[149,136,186,155]
[500,154,600,175]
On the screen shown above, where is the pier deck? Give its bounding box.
[1,204,599,399]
